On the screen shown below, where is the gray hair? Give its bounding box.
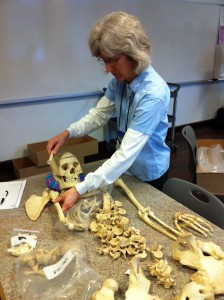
[88,11,152,74]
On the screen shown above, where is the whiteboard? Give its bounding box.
[0,0,221,103]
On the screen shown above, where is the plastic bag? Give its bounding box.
[197,144,224,173]
[16,239,101,300]
[65,193,103,231]
[8,228,40,256]
[55,184,113,232]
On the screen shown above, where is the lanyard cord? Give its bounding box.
[118,82,132,131]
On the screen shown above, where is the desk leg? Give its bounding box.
[0,282,6,300]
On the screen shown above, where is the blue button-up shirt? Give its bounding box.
[105,65,170,181]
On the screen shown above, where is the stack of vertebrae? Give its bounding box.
[89,192,147,259]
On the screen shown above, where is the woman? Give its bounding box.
[47,11,170,212]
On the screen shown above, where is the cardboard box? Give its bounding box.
[13,157,51,179]
[13,156,85,179]
[196,139,224,195]
[27,135,98,167]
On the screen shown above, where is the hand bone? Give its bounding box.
[174,212,213,237]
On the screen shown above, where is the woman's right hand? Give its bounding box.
[47,130,70,155]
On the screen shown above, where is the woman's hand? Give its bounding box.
[47,130,69,155]
[52,187,80,212]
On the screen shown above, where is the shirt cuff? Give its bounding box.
[75,181,89,195]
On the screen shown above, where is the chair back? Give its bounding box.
[162,177,224,229]
[182,125,197,182]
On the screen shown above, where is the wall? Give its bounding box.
[0,0,222,102]
[1,80,224,162]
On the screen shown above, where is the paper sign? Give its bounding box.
[0,180,26,209]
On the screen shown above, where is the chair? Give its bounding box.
[166,83,180,152]
[182,125,197,183]
[162,177,224,229]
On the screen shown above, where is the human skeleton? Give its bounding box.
[24,151,215,242]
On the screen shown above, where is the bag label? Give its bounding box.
[11,235,37,248]
[43,250,75,280]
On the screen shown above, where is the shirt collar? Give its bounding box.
[129,65,152,93]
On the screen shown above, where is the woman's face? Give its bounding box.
[99,53,137,83]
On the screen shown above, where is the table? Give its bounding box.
[1,160,224,300]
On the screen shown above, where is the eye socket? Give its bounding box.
[61,163,68,171]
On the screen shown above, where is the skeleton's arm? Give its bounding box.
[114,178,178,240]
[49,190,68,224]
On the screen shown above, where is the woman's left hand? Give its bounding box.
[52,187,80,212]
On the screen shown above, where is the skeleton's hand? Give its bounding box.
[52,187,80,212]
[46,130,69,155]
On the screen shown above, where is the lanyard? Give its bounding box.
[118,82,132,132]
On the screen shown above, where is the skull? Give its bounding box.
[50,152,83,190]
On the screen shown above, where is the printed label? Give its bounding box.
[43,250,75,280]
[11,235,37,248]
